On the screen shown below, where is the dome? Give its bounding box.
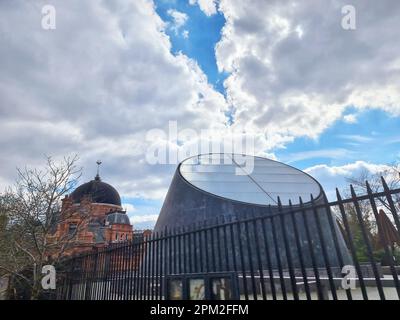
[71,175,121,206]
[106,211,131,225]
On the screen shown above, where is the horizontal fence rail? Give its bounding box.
[51,178,400,300]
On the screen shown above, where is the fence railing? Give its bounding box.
[53,178,400,300]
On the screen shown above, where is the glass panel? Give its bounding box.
[189,278,205,300]
[180,154,321,205]
[211,278,232,300]
[168,279,183,300]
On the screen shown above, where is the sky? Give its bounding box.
[0,0,399,228]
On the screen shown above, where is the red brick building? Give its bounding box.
[47,172,151,257]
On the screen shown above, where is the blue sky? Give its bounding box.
[155,0,227,93]
[278,109,400,169]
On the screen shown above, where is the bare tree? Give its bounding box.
[341,161,400,264]
[346,161,400,212]
[0,155,87,299]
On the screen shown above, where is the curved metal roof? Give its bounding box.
[106,212,131,225]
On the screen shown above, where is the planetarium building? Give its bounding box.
[155,154,351,271]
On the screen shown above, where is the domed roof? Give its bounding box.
[106,211,131,225]
[71,175,121,206]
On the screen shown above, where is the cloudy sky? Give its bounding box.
[1,0,399,228]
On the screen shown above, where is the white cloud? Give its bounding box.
[2,0,400,208]
[182,30,189,39]
[189,0,218,16]
[337,134,374,143]
[122,203,136,213]
[167,9,188,35]
[129,214,159,224]
[343,114,358,124]
[0,0,228,200]
[284,148,356,164]
[216,0,400,144]
[305,161,389,200]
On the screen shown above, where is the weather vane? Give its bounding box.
[96,160,102,179]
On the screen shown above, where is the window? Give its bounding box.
[68,223,77,235]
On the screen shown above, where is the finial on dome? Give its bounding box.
[95,160,102,181]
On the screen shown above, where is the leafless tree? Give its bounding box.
[346,161,400,212]
[339,161,400,263]
[0,155,88,299]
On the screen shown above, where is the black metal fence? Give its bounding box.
[53,178,400,300]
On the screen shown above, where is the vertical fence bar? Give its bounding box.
[209,221,217,272]
[140,235,147,300]
[310,194,338,300]
[216,217,223,271]
[198,222,204,273]
[100,248,106,300]
[381,177,400,235]
[124,242,132,300]
[168,228,172,277]
[173,227,178,275]
[278,197,299,300]
[133,239,140,300]
[114,245,120,300]
[126,241,134,300]
[79,255,87,300]
[299,197,324,300]
[203,222,210,273]
[366,181,400,299]
[244,216,258,300]
[252,215,266,300]
[222,216,230,272]
[350,185,385,300]
[336,188,368,300]
[145,234,151,300]
[101,249,108,300]
[159,230,165,300]
[261,217,276,300]
[181,226,189,273]
[320,194,353,301]
[107,246,114,300]
[188,225,193,274]
[179,227,184,274]
[151,233,156,300]
[117,244,124,300]
[270,215,287,300]
[122,243,128,300]
[192,224,198,273]
[236,219,249,300]
[228,216,238,275]
[107,247,114,300]
[288,200,311,300]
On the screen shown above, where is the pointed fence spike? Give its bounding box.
[365,180,373,194]
[381,176,389,190]
[277,196,282,207]
[335,188,342,200]
[350,184,357,197]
